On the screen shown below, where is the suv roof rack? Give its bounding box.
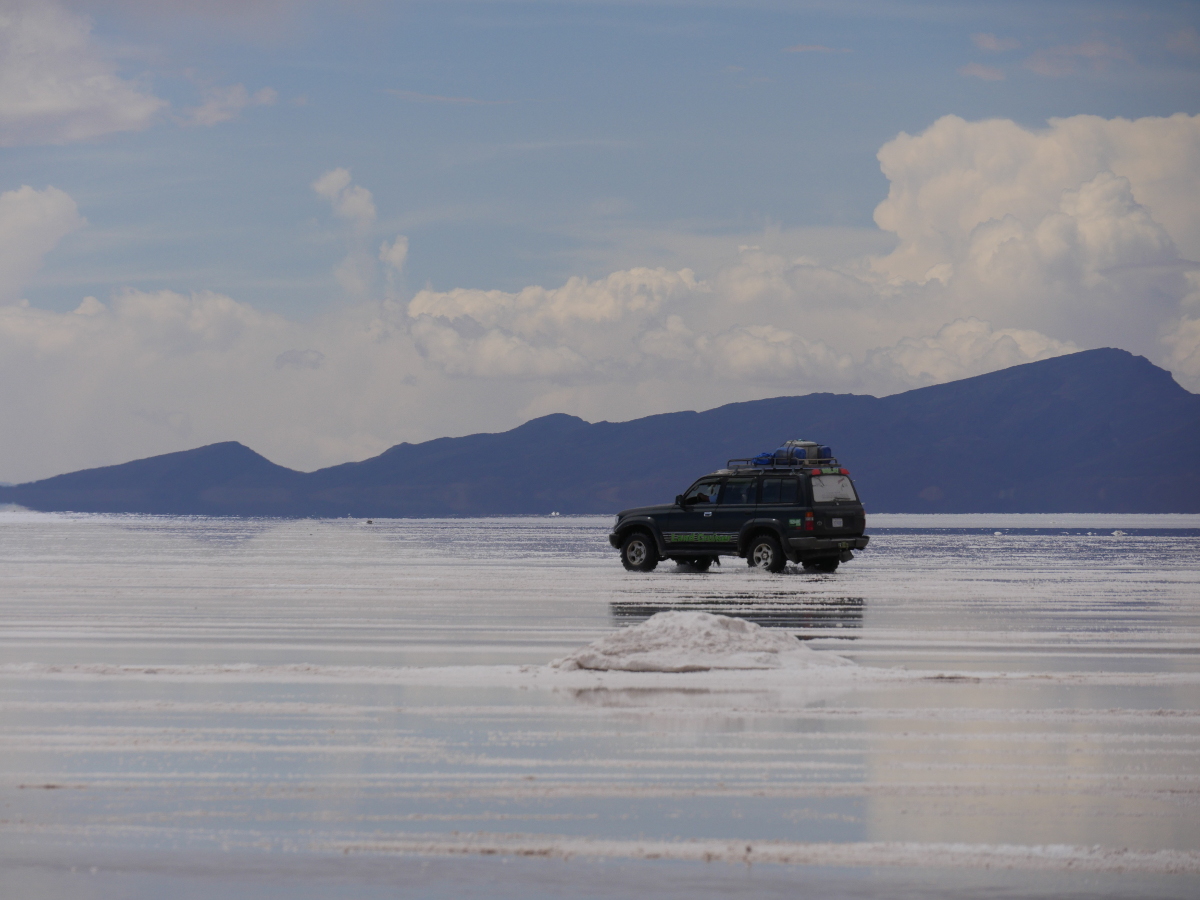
[725,456,841,472]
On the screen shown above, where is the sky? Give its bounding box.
[1,0,1199,482]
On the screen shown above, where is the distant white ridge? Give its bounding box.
[550,611,854,672]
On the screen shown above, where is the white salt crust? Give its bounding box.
[550,611,855,672]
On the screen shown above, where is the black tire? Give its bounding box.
[620,531,659,572]
[802,557,840,573]
[747,534,786,573]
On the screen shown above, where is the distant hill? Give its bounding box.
[3,348,1198,515]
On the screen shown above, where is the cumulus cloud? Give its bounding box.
[312,168,376,229]
[704,325,853,381]
[379,235,407,273]
[407,268,702,380]
[0,184,85,304]
[410,316,589,380]
[3,112,1199,481]
[186,83,276,126]
[409,268,697,333]
[1163,271,1200,387]
[0,1,165,146]
[0,286,436,481]
[866,318,1078,387]
[871,114,1200,360]
[312,168,401,299]
[403,253,1071,395]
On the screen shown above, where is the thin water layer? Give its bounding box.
[1,512,1198,898]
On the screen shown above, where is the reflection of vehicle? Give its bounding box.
[609,444,869,573]
[610,596,864,633]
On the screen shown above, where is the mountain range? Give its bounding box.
[3,348,1198,516]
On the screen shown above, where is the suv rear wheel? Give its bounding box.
[747,534,786,573]
[802,557,840,573]
[620,532,659,572]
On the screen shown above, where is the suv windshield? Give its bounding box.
[811,474,857,503]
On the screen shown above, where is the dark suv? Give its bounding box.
[608,456,869,573]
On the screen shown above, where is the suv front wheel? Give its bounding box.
[620,532,659,572]
[747,534,786,573]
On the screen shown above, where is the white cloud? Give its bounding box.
[1164,315,1200,388]
[1163,271,1200,391]
[409,267,697,334]
[312,167,376,229]
[871,114,1200,357]
[0,1,165,146]
[186,83,276,126]
[0,184,85,304]
[705,325,853,381]
[0,287,432,481]
[312,168,383,298]
[866,317,1078,387]
[407,268,702,380]
[379,235,407,273]
[410,316,588,380]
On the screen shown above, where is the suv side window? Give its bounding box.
[719,478,756,505]
[760,477,798,505]
[683,479,721,504]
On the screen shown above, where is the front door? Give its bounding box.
[659,477,721,554]
[709,476,758,552]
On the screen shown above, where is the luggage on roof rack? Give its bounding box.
[775,440,832,463]
[727,439,839,471]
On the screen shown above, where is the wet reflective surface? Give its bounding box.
[1,511,1199,898]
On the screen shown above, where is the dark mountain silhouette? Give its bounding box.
[0,441,305,515]
[3,348,1198,515]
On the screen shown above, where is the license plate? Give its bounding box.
[832,518,843,528]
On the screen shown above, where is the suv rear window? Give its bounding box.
[811,474,857,503]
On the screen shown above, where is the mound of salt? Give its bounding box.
[550,611,853,672]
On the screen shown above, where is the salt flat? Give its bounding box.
[1,511,1198,898]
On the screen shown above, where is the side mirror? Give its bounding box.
[675,494,686,507]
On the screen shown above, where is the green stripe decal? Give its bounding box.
[664,533,737,543]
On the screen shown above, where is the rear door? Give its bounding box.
[810,473,864,536]
[709,476,758,552]
[759,474,805,539]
